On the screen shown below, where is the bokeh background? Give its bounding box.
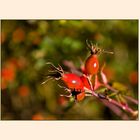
[1,20,138,120]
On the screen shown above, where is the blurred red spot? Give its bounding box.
[32,113,44,120]
[2,63,15,82]
[1,32,6,44]
[129,71,138,85]
[103,67,115,81]
[94,33,104,41]
[12,28,25,43]
[1,62,16,89]
[10,57,27,70]
[1,79,7,90]
[28,31,41,45]
[58,96,68,106]
[18,85,30,97]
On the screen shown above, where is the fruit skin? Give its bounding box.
[85,55,99,75]
[46,64,84,91]
[61,73,84,91]
[47,64,86,101]
[76,92,85,101]
[80,76,91,90]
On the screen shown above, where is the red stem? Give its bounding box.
[107,98,135,114]
[86,76,136,115]
[124,95,138,105]
[101,100,129,120]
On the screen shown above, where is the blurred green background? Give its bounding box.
[1,20,138,120]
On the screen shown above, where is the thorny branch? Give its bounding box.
[85,75,138,118]
[46,48,138,119]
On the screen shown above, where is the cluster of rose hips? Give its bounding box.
[44,41,113,102]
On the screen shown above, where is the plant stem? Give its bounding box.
[107,98,135,114]
[124,95,138,105]
[86,76,137,116]
[101,99,129,120]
